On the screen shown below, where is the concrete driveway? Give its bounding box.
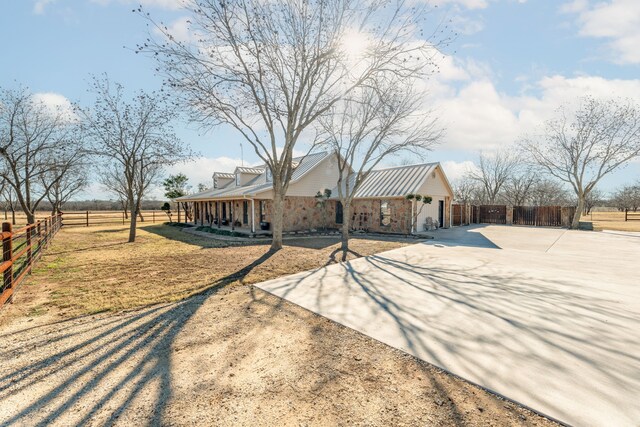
[256,225,640,426]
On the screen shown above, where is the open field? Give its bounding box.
[581,211,640,232]
[2,210,167,228]
[0,224,556,426]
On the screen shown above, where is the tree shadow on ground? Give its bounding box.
[256,247,640,425]
[0,250,276,426]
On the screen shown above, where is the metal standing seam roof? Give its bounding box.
[340,163,439,199]
[213,172,235,179]
[177,151,329,201]
[234,166,265,174]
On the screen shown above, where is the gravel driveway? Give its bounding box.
[256,225,640,426]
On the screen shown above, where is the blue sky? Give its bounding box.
[1,0,639,198]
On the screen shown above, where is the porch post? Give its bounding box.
[251,199,255,233]
[217,202,220,228]
[231,201,234,230]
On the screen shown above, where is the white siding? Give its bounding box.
[416,166,453,198]
[287,153,341,197]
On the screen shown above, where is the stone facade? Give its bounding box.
[191,197,412,234]
[329,198,412,234]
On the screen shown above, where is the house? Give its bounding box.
[176,151,454,234]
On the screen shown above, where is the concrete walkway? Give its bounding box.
[256,225,640,426]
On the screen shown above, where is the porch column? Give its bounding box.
[231,202,234,230]
[251,199,255,233]
[217,202,220,228]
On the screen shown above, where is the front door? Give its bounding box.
[438,200,444,227]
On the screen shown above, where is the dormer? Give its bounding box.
[234,166,264,186]
[212,172,235,189]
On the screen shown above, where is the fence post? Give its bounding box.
[86,210,89,227]
[2,222,13,304]
[26,225,32,272]
[625,209,628,222]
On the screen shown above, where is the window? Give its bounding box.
[380,200,391,226]
[243,201,249,224]
[336,201,343,224]
[260,200,267,222]
[222,202,227,219]
[236,173,240,186]
[266,168,272,183]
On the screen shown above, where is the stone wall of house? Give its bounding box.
[328,198,412,234]
[252,197,336,232]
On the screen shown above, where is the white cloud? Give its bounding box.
[32,92,77,121]
[441,160,478,181]
[33,0,56,14]
[428,59,640,153]
[563,0,640,64]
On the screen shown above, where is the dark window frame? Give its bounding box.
[243,201,249,224]
[336,201,343,224]
[259,200,267,222]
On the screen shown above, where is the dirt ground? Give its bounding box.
[0,224,558,426]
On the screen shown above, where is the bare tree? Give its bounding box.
[501,166,538,206]
[529,179,571,206]
[0,87,84,224]
[522,97,640,228]
[611,183,640,212]
[142,0,449,250]
[583,187,604,215]
[467,150,520,204]
[0,179,18,224]
[452,177,485,205]
[83,78,191,242]
[320,82,441,259]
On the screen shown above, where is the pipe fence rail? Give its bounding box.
[1,213,63,306]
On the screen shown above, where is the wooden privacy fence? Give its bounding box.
[62,210,163,227]
[1,214,63,306]
[459,205,576,227]
[513,206,566,227]
[477,205,507,225]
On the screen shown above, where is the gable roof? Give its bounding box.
[177,151,330,201]
[331,162,452,199]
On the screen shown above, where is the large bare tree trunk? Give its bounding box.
[128,201,137,243]
[572,196,585,229]
[341,202,351,262]
[270,189,284,251]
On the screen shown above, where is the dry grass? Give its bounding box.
[2,224,410,325]
[581,211,640,232]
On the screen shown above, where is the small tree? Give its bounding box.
[321,80,441,260]
[160,201,172,222]
[163,173,192,220]
[84,77,192,242]
[584,187,604,215]
[522,97,640,228]
[315,188,332,232]
[406,194,433,231]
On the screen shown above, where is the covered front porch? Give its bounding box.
[187,198,269,234]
